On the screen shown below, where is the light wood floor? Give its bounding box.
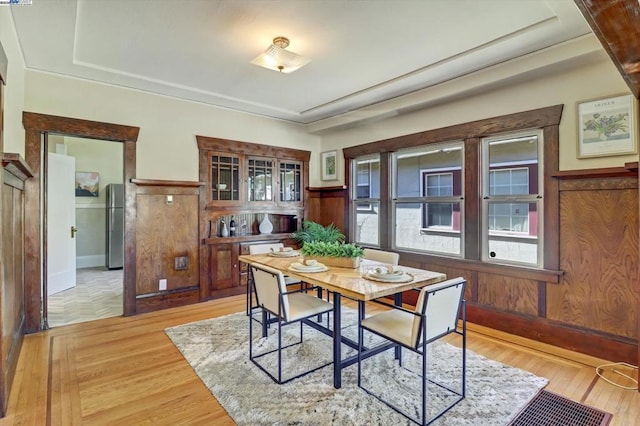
[1,295,638,425]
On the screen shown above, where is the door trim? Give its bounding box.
[23,112,139,332]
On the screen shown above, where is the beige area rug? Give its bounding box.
[165,309,548,425]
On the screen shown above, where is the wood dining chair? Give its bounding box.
[363,248,400,265]
[249,263,334,384]
[357,277,467,425]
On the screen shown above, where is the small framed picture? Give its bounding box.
[75,172,99,197]
[321,150,338,181]
[577,93,637,158]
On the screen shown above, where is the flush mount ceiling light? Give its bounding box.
[251,36,311,73]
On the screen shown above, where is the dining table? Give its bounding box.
[238,253,447,388]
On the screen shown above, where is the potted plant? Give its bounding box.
[300,240,364,268]
[292,220,345,244]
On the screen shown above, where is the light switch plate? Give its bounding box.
[159,279,167,291]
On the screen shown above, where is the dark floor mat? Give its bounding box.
[509,390,612,426]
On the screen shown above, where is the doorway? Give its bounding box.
[22,112,139,333]
[46,135,125,327]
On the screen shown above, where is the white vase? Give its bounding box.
[220,220,229,237]
[259,214,273,234]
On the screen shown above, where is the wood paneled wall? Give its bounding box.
[307,186,348,234]
[551,177,638,339]
[133,180,202,313]
[0,154,33,417]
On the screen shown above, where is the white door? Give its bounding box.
[47,152,76,295]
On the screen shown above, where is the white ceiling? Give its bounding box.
[10,0,593,127]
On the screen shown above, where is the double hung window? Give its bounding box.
[352,155,380,245]
[482,131,543,266]
[392,142,463,256]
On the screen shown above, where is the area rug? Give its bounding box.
[165,309,548,425]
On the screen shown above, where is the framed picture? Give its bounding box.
[321,150,338,181]
[75,172,99,197]
[577,93,637,158]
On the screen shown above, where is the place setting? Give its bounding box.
[267,247,300,258]
[288,258,328,273]
[362,265,414,283]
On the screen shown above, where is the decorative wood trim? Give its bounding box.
[23,113,139,332]
[2,153,34,181]
[573,0,640,99]
[196,135,311,162]
[307,185,347,192]
[23,112,139,142]
[559,176,637,192]
[204,233,293,245]
[464,138,480,260]
[552,166,638,180]
[131,178,205,187]
[135,287,200,314]
[343,104,564,158]
[467,303,637,365]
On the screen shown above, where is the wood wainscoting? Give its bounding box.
[0,154,33,416]
[132,179,203,313]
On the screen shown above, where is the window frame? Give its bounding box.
[390,142,465,257]
[481,130,544,267]
[343,104,562,278]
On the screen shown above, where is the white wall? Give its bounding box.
[319,49,638,186]
[0,8,25,156]
[24,71,321,182]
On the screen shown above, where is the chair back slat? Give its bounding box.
[363,248,399,265]
[411,277,466,347]
[249,243,284,255]
[251,264,290,320]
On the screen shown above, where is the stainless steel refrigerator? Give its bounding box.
[105,184,124,269]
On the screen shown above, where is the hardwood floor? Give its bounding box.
[1,295,637,425]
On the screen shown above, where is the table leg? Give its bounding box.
[333,292,342,388]
[394,292,402,361]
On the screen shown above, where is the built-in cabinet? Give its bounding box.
[197,136,310,299]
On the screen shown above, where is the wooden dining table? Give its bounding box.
[238,253,446,388]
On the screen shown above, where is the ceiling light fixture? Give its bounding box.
[251,36,311,74]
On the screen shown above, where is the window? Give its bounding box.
[351,155,380,245]
[488,167,529,233]
[482,132,542,266]
[423,172,453,228]
[344,104,560,273]
[393,143,463,256]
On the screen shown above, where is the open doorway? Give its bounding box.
[46,135,124,327]
[22,112,139,334]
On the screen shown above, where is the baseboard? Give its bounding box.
[76,254,106,269]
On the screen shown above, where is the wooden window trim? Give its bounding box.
[344,104,562,278]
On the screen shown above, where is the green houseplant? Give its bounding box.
[292,221,363,268]
[292,220,345,244]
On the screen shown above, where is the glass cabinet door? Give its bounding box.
[279,160,302,203]
[211,154,240,201]
[248,157,273,202]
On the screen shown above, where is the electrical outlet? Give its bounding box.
[159,279,167,291]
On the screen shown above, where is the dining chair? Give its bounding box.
[249,263,334,384]
[363,248,400,265]
[357,277,467,425]
[246,243,302,316]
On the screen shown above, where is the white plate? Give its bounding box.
[367,272,405,281]
[289,263,328,273]
[363,272,413,283]
[268,251,300,258]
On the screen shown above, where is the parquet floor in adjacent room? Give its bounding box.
[1,295,637,425]
[47,267,123,328]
